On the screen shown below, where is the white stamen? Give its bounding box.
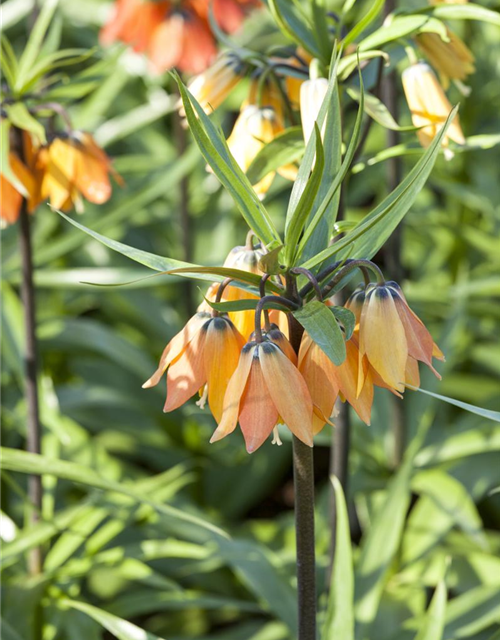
[196,385,208,410]
[272,427,283,446]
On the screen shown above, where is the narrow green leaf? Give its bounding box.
[15,0,59,92]
[422,3,500,27]
[0,448,228,540]
[175,73,281,248]
[301,105,459,270]
[407,385,500,424]
[293,301,345,365]
[414,577,447,640]
[5,103,46,144]
[337,50,388,80]
[205,298,286,313]
[62,599,167,640]
[284,123,325,265]
[1,36,19,89]
[168,266,281,293]
[347,87,420,132]
[342,0,385,47]
[266,0,320,58]
[358,15,448,51]
[355,458,412,633]
[246,127,304,185]
[323,477,354,640]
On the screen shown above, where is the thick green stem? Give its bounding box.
[289,316,317,640]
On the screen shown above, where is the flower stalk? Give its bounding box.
[289,314,317,640]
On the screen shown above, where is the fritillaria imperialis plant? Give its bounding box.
[4,0,499,638]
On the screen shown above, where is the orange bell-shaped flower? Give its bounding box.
[354,281,444,394]
[143,311,245,422]
[211,340,313,453]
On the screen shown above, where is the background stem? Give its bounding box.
[289,316,316,640]
[382,0,406,466]
[174,111,194,315]
[19,200,43,576]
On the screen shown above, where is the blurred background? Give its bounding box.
[1,0,500,639]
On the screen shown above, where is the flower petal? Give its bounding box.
[298,335,338,434]
[260,343,313,447]
[210,343,255,443]
[337,338,372,425]
[163,326,207,413]
[360,287,408,392]
[405,356,421,388]
[204,317,245,423]
[143,312,211,389]
[239,358,279,453]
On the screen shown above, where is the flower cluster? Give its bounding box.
[0,129,120,226]
[100,0,260,74]
[144,248,444,454]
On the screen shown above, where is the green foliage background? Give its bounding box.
[1,0,500,639]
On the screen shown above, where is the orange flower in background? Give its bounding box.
[148,8,217,75]
[101,0,260,74]
[402,62,465,158]
[100,0,167,53]
[143,311,245,422]
[355,282,444,394]
[41,132,121,211]
[210,340,313,453]
[0,152,37,226]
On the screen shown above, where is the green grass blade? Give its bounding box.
[0,447,228,540]
[322,477,354,640]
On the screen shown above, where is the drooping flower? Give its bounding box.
[298,331,374,431]
[0,152,37,227]
[143,311,245,422]
[402,62,465,157]
[100,0,167,54]
[226,105,282,196]
[210,340,313,452]
[353,281,444,393]
[300,77,329,145]
[40,132,121,211]
[184,53,243,115]
[148,7,217,75]
[416,28,475,90]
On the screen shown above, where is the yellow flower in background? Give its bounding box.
[227,104,285,197]
[210,340,313,453]
[402,62,465,158]
[300,77,329,145]
[416,28,475,89]
[184,53,243,115]
[429,0,467,4]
